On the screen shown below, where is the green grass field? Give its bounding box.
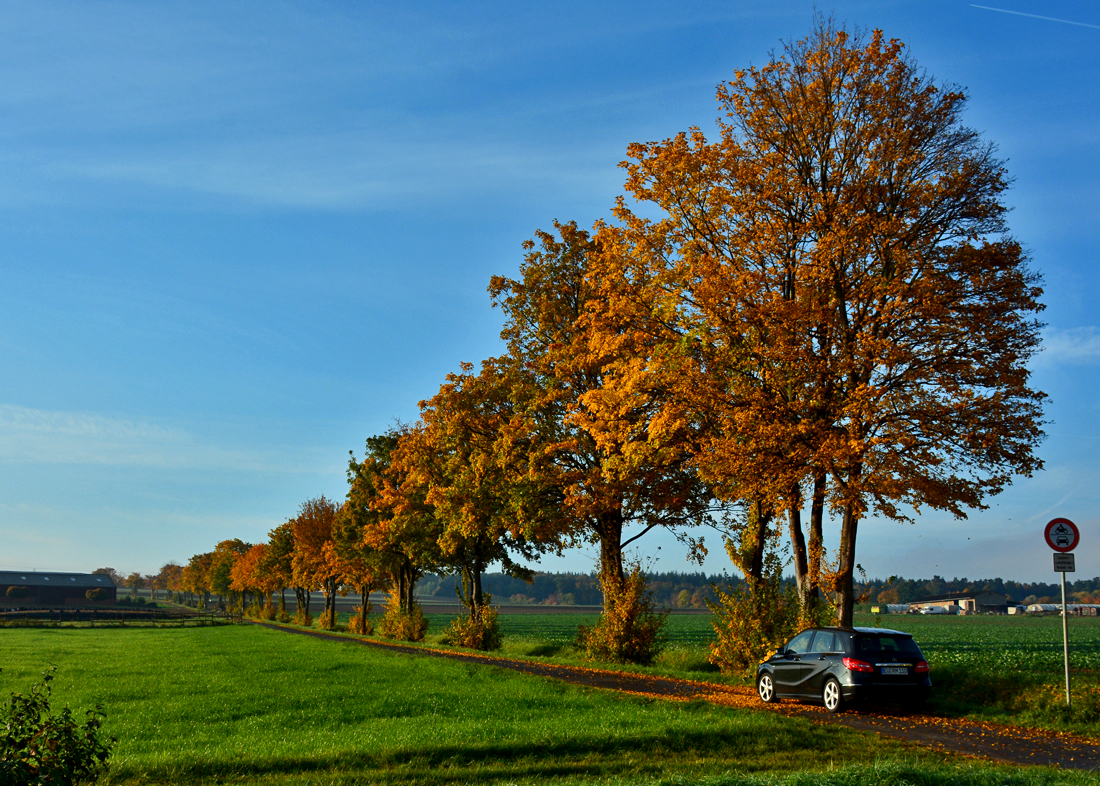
[2,624,1093,786]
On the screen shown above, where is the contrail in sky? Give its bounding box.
[970,5,1100,29]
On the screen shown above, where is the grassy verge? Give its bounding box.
[3,625,1089,786]
[863,613,1100,735]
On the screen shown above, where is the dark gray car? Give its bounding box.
[756,627,931,713]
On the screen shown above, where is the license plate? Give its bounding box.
[881,666,908,675]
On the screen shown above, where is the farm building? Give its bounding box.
[1027,603,1100,615]
[869,604,912,614]
[0,571,117,606]
[911,591,1009,614]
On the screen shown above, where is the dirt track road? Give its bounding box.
[252,621,1100,772]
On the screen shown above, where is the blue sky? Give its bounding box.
[1,1,1097,584]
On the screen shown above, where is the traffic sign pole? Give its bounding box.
[1061,569,1070,708]
[1045,518,1079,709]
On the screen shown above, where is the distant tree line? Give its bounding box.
[864,575,1100,606]
[418,572,725,609]
[96,564,1100,611]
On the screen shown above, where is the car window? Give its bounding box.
[854,635,921,656]
[786,630,815,654]
[809,631,838,653]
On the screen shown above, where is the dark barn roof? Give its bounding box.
[0,571,115,589]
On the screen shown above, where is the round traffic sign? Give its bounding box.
[1045,518,1079,553]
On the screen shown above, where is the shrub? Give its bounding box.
[708,578,795,676]
[348,605,374,636]
[576,565,667,665]
[442,605,501,651]
[316,609,337,630]
[0,666,116,786]
[293,610,312,627]
[378,600,428,642]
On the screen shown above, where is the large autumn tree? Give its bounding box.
[595,19,1046,626]
[490,221,716,660]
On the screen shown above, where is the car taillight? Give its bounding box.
[914,660,929,674]
[843,657,874,673]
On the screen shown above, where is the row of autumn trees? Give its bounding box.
[172,21,1046,670]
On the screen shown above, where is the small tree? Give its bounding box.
[0,666,116,786]
[291,497,342,629]
[123,572,144,599]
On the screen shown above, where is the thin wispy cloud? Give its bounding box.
[0,404,305,472]
[49,133,617,211]
[1039,327,1100,364]
[970,5,1100,30]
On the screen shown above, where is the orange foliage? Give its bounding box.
[291,497,341,628]
[588,19,1045,626]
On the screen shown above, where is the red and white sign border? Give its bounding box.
[1045,518,1079,553]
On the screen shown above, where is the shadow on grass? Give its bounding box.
[524,643,564,657]
[106,722,856,785]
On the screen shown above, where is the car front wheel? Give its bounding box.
[822,678,844,713]
[757,672,776,703]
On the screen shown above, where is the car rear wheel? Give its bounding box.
[822,677,844,713]
[757,672,776,703]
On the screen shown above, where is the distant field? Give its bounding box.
[3,624,1057,786]
[860,612,1100,672]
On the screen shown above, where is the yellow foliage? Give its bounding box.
[442,605,501,651]
[348,605,374,636]
[576,565,667,665]
[379,598,428,642]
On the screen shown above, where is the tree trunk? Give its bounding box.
[397,559,419,614]
[747,500,771,582]
[596,511,625,605]
[835,466,862,627]
[358,584,372,634]
[471,546,485,619]
[788,491,809,599]
[807,470,826,609]
[324,578,337,628]
[294,586,311,617]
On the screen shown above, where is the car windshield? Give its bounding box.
[853,635,921,657]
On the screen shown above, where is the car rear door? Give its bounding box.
[772,630,815,695]
[803,631,841,694]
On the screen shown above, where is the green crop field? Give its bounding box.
[2,624,1092,786]
[856,613,1100,672]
